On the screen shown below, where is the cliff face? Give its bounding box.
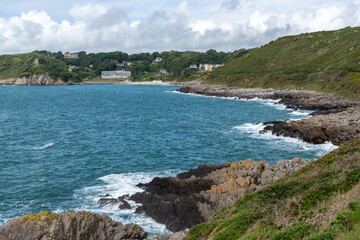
[0,74,64,85]
[0,211,147,240]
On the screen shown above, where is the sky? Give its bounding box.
[1,0,360,54]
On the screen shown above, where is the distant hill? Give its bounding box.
[0,53,74,82]
[0,50,240,83]
[208,26,360,100]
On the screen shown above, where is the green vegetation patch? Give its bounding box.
[188,138,360,239]
[207,26,360,100]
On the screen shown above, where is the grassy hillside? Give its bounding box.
[0,53,74,81]
[208,26,360,100]
[188,138,360,239]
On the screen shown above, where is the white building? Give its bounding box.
[152,57,163,64]
[189,64,198,69]
[199,63,224,73]
[101,71,131,79]
[63,53,78,59]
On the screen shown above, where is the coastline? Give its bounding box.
[177,83,360,145]
[1,82,359,239]
[0,77,182,86]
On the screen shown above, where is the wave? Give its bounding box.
[233,123,338,157]
[168,90,239,101]
[33,142,54,150]
[74,170,177,236]
[288,110,312,116]
[169,91,313,116]
[0,214,6,224]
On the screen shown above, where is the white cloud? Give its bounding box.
[0,1,359,54]
[69,3,107,20]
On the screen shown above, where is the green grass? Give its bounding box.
[188,138,360,239]
[207,26,360,100]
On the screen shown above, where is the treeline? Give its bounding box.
[33,48,250,81]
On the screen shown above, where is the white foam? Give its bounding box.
[170,91,314,116]
[233,123,338,156]
[233,123,266,135]
[33,142,54,150]
[74,170,177,236]
[288,110,312,116]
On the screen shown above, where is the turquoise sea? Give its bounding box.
[0,85,337,235]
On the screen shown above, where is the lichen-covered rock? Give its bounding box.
[149,230,187,240]
[0,211,147,240]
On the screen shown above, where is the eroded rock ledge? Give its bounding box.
[178,84,357,115]
[261,106,360,145]
[0,211,147,240]
[100,158,308,232]
[177,84,360,145]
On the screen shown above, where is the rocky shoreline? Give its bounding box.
[1,83,358,239]
[0,157,309,239]
[98,158,309,232]
[178,84,358,115]
[0,76,181,86]
[178,84,360,145]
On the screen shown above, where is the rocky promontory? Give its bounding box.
[178,84,357,115]
[0,211,147,240]
[261,106,360,145]
[0,74,65,85]
[99,158,309,232]
[178,84,360,145]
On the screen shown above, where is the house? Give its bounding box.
[152,57,162,64]
[159,69,168,76]
[68,65,78,72]
[120,61,132,67]
[199,64,211,73]
[101,71,131,79]
[63,52,79,59]
[189,64,198,69]
[199,63,224,73]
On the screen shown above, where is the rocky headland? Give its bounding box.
[261,106,360,145]
[99,158,309,232]
[0,211,147,240]
[0,74,65,85]
[178,84,360,145]
[178,84,357,115]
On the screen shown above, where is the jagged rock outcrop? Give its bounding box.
[262,106,360,145]
[149,231,187,240]
[0,74,64,85]
[178,84,357,115]
[111,158,308,232]
[0,211,147,240]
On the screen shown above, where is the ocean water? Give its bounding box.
[0,85,337,236]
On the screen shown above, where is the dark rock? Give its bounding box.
[131,175,215,232]
[127,163,232,231]
[98,193,112,198]
[118,196,132,210]
[176,162,231,179]
[98,198,118,205]
[261,106,360,145]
